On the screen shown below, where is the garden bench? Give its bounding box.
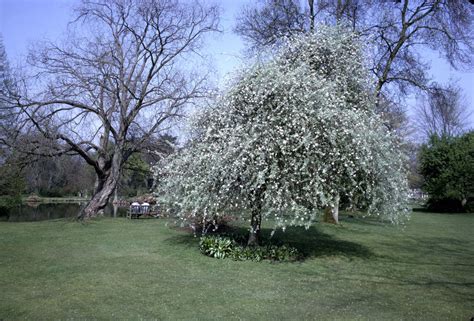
[127,202,154,219]
[128,202,142,219]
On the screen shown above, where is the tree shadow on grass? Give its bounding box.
[165,224,373,260]
[265,225,373,259]
[163,232,200,249]
[338,214,392,227]
[411,205,474,214]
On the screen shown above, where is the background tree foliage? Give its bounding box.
[0,154,25,213]
[419,132,474,212]
[22,155,95,197]
[0,34,24,211]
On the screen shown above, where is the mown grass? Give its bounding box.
[0,212,473,320]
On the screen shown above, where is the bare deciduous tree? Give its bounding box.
[0,34,21,165]
[233,0,371,53]
[235,0,474,101]
[415,83,472,139]
[234,0,307,53]
[7,0,219,219]
[0,34,13,149]
[369,0,474,99]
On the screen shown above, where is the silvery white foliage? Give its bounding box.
[154,26,409,230]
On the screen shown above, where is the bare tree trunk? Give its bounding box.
[336,0,343,21]
[323,194,339,224]
[80,183,113,219]
[78,153,122,220]
[113,186,119,218]
[308,0,315,31]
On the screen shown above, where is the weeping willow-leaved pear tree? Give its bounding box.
[155,26,409,246]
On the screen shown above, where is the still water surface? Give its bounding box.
[1,202,128,222]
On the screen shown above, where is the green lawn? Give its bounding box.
[0,212,473,320]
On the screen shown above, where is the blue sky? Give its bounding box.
[0,0,251,84]
[1,0,472,127]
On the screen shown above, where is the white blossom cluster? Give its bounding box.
[153,26,409,229]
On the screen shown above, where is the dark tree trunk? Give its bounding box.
[78,152,122,220]
[247,187,265,246]
[80,182,114,219]
[308,0,315,31]
[247,206,262,246]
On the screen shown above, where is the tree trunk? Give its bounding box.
[247,187,265,246]
[78,153,122,220]
[323,195,339,224]
[336,0,343,21]
[308,0,315,31]
[248,206,262,247]
[80,183,113,219]
[113,187,119,218]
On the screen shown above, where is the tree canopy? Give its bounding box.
[155,27,409,245]
[419,132,474,212]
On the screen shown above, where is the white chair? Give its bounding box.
[128,202,141,219]
[140,202,150,215]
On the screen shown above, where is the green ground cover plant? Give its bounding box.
[199,234,299,261]
[0,212,473,320]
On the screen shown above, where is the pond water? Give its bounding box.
[0,202,128,222]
